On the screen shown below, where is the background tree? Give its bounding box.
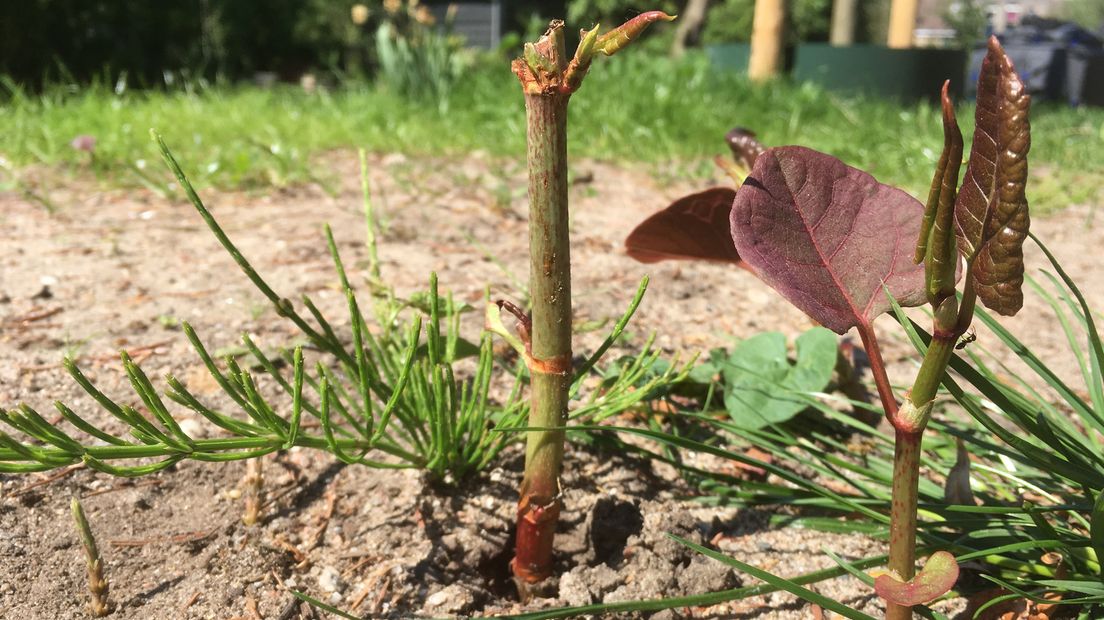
[944,0,989,50]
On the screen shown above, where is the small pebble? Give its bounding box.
[426,590,449,607]
[318,565,343,593]
[177,418,207,439]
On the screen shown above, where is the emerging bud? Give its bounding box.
[917,81,963,308]
[594,11,676,56]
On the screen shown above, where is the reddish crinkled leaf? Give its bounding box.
[954,36,1031,316]
[875,551,960,606]
[624,187,743,265]
[730,146,928,334]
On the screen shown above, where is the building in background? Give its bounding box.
[428,1,502,49]
[916,0,1073,46]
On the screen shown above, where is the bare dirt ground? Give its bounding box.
[1,151,1101,619]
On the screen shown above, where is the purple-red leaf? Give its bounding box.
[624,187,743,265]
[875,551,960,606]
[730,146,927,334]
[955,36,1031,316]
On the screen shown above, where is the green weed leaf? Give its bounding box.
[720,327,837,429]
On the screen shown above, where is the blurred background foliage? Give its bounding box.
[2,0,1101,212]
[0,0,919,90]
[0,0,562,89]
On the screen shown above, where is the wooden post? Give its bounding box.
[830,0,857,45]
[748,0,785,81]
[887,0,919,48]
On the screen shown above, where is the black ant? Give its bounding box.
[955,330,977,350]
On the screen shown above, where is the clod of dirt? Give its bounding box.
[425,583,482,615]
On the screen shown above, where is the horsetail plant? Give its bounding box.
[0,134,531,481]
[71,498,112,617]
[504,11,675,590]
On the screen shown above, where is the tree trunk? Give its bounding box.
[830,0,857,45]
[887,0,919,48]
[671,0,710,57]
[749,0,785,81]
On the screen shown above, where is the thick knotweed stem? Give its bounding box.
[508,14,673,591]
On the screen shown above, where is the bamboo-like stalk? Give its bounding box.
[508,12,675,589]
[512,87,573,586]
[748,0,785,81]
[885,430,921,620]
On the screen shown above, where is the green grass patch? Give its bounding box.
[2,53,1102,212]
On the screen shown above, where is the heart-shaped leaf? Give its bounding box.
[874,551,960,606]
[624,187,742,264]
[730,146,928,335]
[954,36,1031,316]
[720,327,838,429]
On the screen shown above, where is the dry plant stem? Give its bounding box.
[513,86,573,586]
[242,457,264,526]
[72,498,112,617]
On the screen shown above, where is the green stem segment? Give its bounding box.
[508,12,674,588]
[512,87,573,586]
[885,302,962,619]
[886,429,921,620]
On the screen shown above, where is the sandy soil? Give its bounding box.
[1,150,1101,619]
